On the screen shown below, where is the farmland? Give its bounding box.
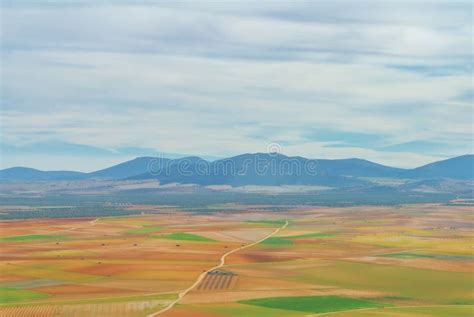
[0,204,472,316]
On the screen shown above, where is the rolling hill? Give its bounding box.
[1,154,472,186]
[405,154,474,179]
[87,157,170,179]
[0,167,85,181]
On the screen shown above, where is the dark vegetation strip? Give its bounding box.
[0,189,455,219]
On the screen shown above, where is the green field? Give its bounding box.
[0,234,66,241]
[240,295,387,313]
[152,232,215,242]
[247,220,288,226]
[260,232,333,246]
[260,237,293,246]
[0,288,50,303]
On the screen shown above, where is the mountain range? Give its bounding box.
[1,154,473,187]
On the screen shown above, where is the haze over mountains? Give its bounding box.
[1,154,472,187]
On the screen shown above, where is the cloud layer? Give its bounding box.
[1,1,473,171]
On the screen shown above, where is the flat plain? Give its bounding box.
[0,204,472,316]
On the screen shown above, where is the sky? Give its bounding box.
[1,0,473,171]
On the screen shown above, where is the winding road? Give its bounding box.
[147,220,289,317]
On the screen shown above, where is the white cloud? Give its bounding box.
[1,1,472,169]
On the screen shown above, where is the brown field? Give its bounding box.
[0,204,473,316]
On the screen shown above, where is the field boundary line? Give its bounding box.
[147,220,289,317]
[309,304,474,316]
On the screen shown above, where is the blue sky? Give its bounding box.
[1,0,473,171]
